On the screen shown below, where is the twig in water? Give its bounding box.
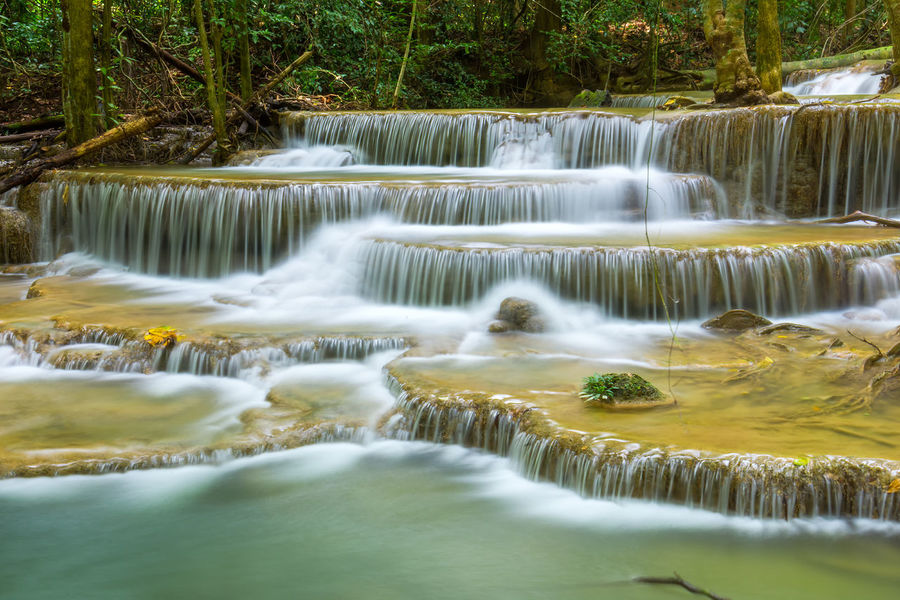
[846,330,883,358]
[634,572,731,600]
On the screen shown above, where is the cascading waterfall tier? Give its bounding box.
[1,328,408,376]
[382,372,900,521]
[358,235,900,318]
[36,170,723,276]
[286,104,900,217]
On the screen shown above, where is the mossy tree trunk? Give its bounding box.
[60,0,98,146]
[100,0,116,129]
[702,0,769,105]
[192,0,229,164]
[885,0,900,81]
[236,0,252,102]
[757,0,782,93]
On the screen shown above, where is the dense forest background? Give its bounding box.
[1,0,894,117]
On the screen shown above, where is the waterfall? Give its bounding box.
[358,239,900,318]
[383,373,900,521]
[287,105,900,217]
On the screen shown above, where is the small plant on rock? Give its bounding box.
[580,372,662,406]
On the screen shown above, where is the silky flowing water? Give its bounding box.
[2,79,900,597]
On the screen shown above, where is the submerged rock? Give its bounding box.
[489,297,545,333]
[759,322,825,336]
[580,372,665,408]
[702,309,772,332]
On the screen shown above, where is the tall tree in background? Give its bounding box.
[61,0,98,145]
[702,0,769,105]
[392,0,417,108]
[236,0,252,102]
[193,0,229,163]
[757,0,782,93]
[527,0,561,105]
[885,0,900,84]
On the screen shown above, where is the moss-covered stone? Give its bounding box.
[703,309,772,332]
[0,207,34,264]
[568,89,612,108]
[580,372,663,407]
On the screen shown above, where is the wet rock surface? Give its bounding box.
[702,309,773,332]
[489,297,545,333]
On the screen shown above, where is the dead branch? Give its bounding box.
[847,330,884,358]
[0,111,164,195]
[817,210,900,228]
[0,130,62,144]
[634,573,730,600]
[178,49,313,164]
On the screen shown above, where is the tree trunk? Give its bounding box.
[193,0,229,164]
[885,0,900,81]
[527,0,561,104]
[702,0,769,105]
[392,0,417,109]
[757,0,782,93]
[60,0,98,146]
[843,0,858,47]
[100,0,116,129]
[237,0,252,102]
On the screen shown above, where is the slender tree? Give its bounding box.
[100,0,116,128]
[60,0,98,145]
[193,0,229,163]
[392,0,417,109]
[886,0,900,83]
[236,0,252,102]
[757,0,782,93]
[702,0,769,105]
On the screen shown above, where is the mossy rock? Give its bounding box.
[768,91,799,105]
[580,372,665,408]
[702,309,772,332]
[569,89,612,108]
[0,207,35,264]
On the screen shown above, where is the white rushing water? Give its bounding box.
[784,68,883,95]
[4,99,900,597]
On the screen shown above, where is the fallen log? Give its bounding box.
[0,111,163,195]
[817,210,900,228]
[0,114,66,134]
[781,46,893,74]
[178,49,313,164]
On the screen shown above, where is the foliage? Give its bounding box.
[0,0,896,111]
[580,372,662,405]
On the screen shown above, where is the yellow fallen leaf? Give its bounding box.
[887,479,900,494]
[144,326,183,348]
